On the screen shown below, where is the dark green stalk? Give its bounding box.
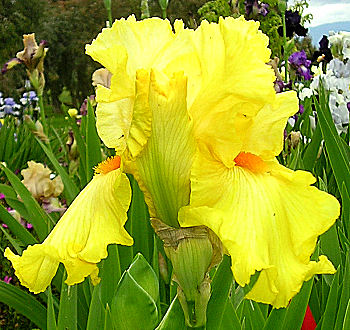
[161,8,167,19]
[103,0,113,26]
[38,94,48,135]
[282,11,288,83]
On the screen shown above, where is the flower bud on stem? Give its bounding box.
[151,218,223,328]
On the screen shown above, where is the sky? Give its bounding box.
[290,0,350,27]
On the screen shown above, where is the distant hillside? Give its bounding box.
[308,21,350,46]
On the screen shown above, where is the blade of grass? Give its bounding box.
[314,90,350,199]
[85,100,102,182]
[57,278,77,330]
[0,203,37,246]
[282,278,314,330]
[0,281,47,330]
[47,286,57,330]
[206,255,233,328]
[320,269,340,330]
[0,164,53,240]
[35,137,79,204]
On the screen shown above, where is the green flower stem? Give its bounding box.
[38,94,49,136]
[161,8,167,19]
[282,11,288,83]
[103,0,113,26]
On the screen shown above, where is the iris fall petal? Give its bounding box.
[5,162,132,293]
[179,151,339,307]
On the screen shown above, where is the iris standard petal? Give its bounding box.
[95,69,151,157]
[86,16,174,77]
[179,152,339,307]
[188,17,276,126]
[5,157,133,293]
[242,91,299,159]
[132,70,196,227]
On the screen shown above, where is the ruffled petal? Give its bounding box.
[179,152,339,307]
[96,69,151,157]
[242,91,299,159]
[133,70,195,227]
[4,245,59,294]
[45,168,133,263]
[5,165,132,293]
[86,16,174,76]
[188,17,276,127]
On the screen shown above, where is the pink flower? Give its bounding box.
[2,276,12,284]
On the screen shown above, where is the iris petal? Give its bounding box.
[5,167,132,293]
[179,152,339,307]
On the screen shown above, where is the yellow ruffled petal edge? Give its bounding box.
[242,91,299,160]
[4,245,59,294]
[179,151,340,307]
[5,167,133,293]
[96,69,151,159]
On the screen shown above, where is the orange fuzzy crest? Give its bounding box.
[234,152,267,173]
[94,156,121,175]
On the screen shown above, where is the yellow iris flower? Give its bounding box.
[5,16,339,308]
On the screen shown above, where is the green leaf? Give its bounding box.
[67,116,87,186]
[6,198,31,221]
[263,308,286,330]
[206,255,233,328]
[0,281,47,330]
[0,183,17,198]
[86,285,105,330]
[335,254,350,329]
[51,126,69,166]
[0,164,53,240]
[57,278,77,330]
[342,299,350,330]
[85,100,102,181]
[0,203,37,246]
[341,183,350,237]
[35,137,79,205]
[0,224,22,254]
[111,254,159,330]
[47,287,57,330]
[244,300,266,329]
[314,90,350,199]
[127,176,153,263]
[303,123,322,171]
[104,304,114,330]
[128,254,159,302]
[220,300,241,330]
[156,296,186,330]
[99,244,121,307]
[321,269,340,330]
[281,278,314,330]
[320,223,341,268]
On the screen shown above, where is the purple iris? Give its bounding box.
[245,0,269,17]
[0,97,21,116]
[289,50,312,80]
[312,35,333,63]
[289,50,311,67]
[21,91,38,105]
[274,80,292,93]
[293,105,305,122]
[4,98,16,106]
[278,10,308,37]
[299,104,305,115]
